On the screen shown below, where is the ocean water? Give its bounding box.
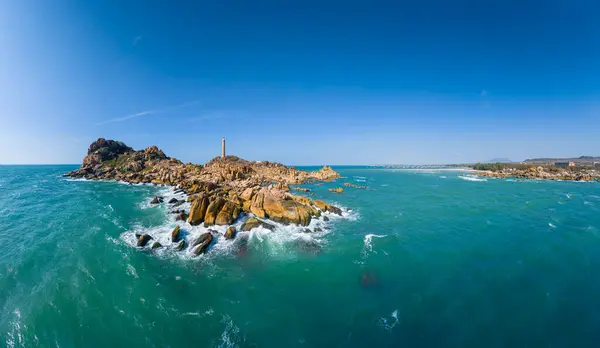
[2,165,600,347]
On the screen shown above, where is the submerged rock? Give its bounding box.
[151,242,162,249]
[191,232,213,255]
[168,198,179,204]
[225,226,237,240]
[137,234,153,247]
[360,270,378,288]
[171,225,181,242]
[241,217,275,231]
[175,239,186,251]
[323,216,330,222]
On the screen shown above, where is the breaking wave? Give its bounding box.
[459,175,487,182]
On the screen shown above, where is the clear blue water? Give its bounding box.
[2,165,600,347]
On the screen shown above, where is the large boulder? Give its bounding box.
[215,201,241,225]
[241,217,275,231]
[175,239,186,251]
[204,198,226,226]
[225,226,237,240]
[171,225,181,242]
[187,194,210,226]
[151,242,162,249]
[249,188,314,226]
[191,232,213,255]
[313,200,342,215]
[137,234,153,247]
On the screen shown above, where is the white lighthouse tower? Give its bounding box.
[221,137,226,158]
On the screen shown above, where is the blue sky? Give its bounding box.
[1,0,598,165]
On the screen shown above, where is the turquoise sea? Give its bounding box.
[2,165,600,347]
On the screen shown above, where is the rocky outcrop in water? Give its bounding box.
[66,138,345,255]
[241,217,275,231]
[171,225,181,242]
[225,226,237,240]
[192,232,213,255]
[476,166,600,182]
[137,234,153,247]
[329,187,344,193]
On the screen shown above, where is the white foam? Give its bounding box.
[5,309,23,348]
[126,264,139,278]
[549,223,557,229]
[378,309,399,331]
[439,176,447,179]
[363,234,387,257]
[459,175,487,182]
[218,315,241,348]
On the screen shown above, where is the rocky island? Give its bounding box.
[473,163,600,182]
[66,138,344,255]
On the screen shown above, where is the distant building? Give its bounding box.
[554,161,575,168]
[595,162,600,168]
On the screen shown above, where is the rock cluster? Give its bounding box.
[344,182,368,189]
[476,166,600,181]
[328,187,344,193]
[66,138,345,255]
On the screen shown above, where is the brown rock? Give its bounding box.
[204,198,226,226]
[187,194,210,226]
[225,226,237,240]
[150,196,164,204]
[171,225,181,242]
[313,200,342,215]
[241,217,275,231]
[240,187,255,201]
[328,187,344,194]
[151,242,162,249]
[191,232,213,255]
[175,239,186,251]
[137,234,153,247]
[215,201,241,225]
[175,212,188,221]
[253,188,313,225]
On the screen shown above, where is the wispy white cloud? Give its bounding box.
[188,109,247,122]
[95,100,199,125]
[133,35,143,46]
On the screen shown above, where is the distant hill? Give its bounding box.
[486,158,513,163]
[524,156,600,164]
